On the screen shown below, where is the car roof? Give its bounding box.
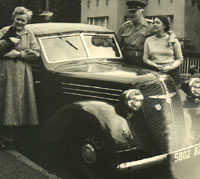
[26,23,113,36]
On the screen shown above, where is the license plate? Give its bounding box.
[172,143,200,163]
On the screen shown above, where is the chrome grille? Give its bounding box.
[139,80,185,153]
[61,82,122,102]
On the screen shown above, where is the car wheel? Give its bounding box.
[66,123,111,179]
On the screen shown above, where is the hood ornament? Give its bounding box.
[148,92,176,104]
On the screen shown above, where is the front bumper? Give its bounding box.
[117,143,200,173]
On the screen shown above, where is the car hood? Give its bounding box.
[52,60,158,85]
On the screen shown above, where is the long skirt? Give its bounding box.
[0,59,39,126]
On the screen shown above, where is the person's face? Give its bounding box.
[129,9,143,24]
[153,18,165,33]
[13,14,28,31]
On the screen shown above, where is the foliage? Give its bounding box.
[0,0,41,28]
[49,0,81,23]
[191,0,200,8]
[0,0,81,28]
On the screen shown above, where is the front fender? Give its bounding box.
[41,100,135,151]
[180,89,200,145]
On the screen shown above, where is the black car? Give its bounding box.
[25,23,200,179]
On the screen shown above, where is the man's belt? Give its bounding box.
[123,49,143,57]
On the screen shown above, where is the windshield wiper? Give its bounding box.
[58,33,78,50]
[65,39,78,50]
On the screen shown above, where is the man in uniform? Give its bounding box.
[118,0,154,66]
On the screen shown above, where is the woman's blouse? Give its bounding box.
[143,34,183,64]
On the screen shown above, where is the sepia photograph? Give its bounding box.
[0,0,200,178]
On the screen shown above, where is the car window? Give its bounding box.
[84,35,120,58]
[41,35,87,62]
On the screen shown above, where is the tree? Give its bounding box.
[0,0,42,28]
[191,0,200,8]
[0,0,81,28]
[49,0,81,23]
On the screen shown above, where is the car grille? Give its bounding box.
[61,82,122,102]
[138,80,185,154]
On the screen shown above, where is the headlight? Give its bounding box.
[124,89,144,110]
[189,78,200,97]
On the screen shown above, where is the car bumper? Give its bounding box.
[117,143,200,173]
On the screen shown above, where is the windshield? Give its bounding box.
[41,35,87,62]
[84,35,120,58]
[40,33,121,63]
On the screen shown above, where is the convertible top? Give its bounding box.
[26,23,113,36]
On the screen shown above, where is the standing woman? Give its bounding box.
[0,7,40,149]
[143,15,183,87]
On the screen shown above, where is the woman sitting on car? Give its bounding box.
[143,15,183,87]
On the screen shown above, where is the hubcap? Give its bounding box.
[82,143,96,164]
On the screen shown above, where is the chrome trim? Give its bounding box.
[117,143,200,173]
[160,78,178,148]
[38,32,122,64]
[113,35,123,57]
[117,154,167,172]
[148,92,176,104]
[80,33,91,57]
[62,87,120,97]
[63,91,119,102]
[61,82,122,92]
[82,144,96,164]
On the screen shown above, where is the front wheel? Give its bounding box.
[66,122,115,179]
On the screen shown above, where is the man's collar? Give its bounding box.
[131,17,147,30]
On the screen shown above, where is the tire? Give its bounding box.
[66,121,112,179]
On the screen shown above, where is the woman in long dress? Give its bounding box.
[0,6,40,149]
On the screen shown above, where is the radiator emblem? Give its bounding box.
[149,92,176,104]
[155,104,162,111]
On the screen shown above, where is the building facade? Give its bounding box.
[81,0,200,52]
[81,0,127,34]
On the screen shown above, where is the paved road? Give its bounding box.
[2,144,200,179]
[3,126,200,179]
[0,148,59,179]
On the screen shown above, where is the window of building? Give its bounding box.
[88,17,109,28]
[87,0,90,8]
[96,0,99,6]
[106,0,109,6]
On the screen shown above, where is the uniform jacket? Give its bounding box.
[118,17,154,54]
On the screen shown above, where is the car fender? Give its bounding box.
[180,89,200,145]
[41,100,135,151]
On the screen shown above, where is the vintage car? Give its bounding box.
[25,23,200,179]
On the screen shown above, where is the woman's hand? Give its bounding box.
[155,64,164,71]
[9,37,21,45]
[162,65,174,72]
[3,49,20,58]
